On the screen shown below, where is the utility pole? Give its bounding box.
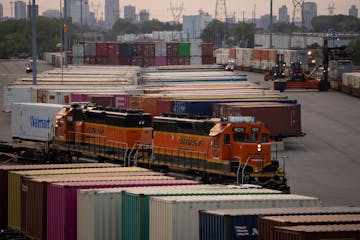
[80,0,83,40]
[269,0,273,49]
[64,0,68,67]
[31,0,37,85]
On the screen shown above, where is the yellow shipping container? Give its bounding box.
[7,167,147,230]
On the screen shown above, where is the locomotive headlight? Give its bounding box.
[257,144,262,152]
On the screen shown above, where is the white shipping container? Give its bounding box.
[155,42,167,57]
[342,72,360,88]
[190,56,202,65]
[190,40,202,56]
[149,194,320,240]
[11,102,65,141]
[2,85,38,112]
[73,44,85,58]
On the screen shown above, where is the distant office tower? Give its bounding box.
[349,5,358,18]
[139,9,149,22]
[302,2,317,30]
[42,9,61,19]
[105,0,120,28]
[124,5,136,23]
[0,4,3,19]
[259,14,277,31]
[27,4,38,19]
[69,0,90,25]
[278,5,290,23]
[15,1,27,19]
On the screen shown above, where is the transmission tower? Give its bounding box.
[289,0,305,49]
[328,3,335,15]
[215,0,228,22]
[169,1,184,24]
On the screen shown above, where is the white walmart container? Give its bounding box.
[149,194,320,240]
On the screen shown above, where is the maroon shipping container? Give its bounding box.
[272,224,360,240]
[107,42,120,57]
[259,214,360,240]
[108,56,120,65]
[166,42,179,57]
[134,42,155,57]
[212,102,301,139]
[96,42,108,57]
[201,43,214,56]
[166,56,178,65]
[201,56,216,64]
[46,179,198,240]
[178,56,191,65]
[21,174,169,240]
[119,56,131,65]
[132,56,145,67]
[87,94,115,108]
[144,56,155,67]
[156,99,173,116]
[155,56,167,66]
[0,163,118,229]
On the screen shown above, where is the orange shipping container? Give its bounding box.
[228,48,236,59]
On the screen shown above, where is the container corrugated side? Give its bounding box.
[272,224,360,240]
[259,214,360,240]
[78,185,224,240]
[48,179,197,240]
[149,194,320,240]
[199,206,360,240]
[122,187,280,240]
[7,167,147,230]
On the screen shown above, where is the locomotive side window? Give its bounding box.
[261,133,269,143]
[224,134,230,144]
[248,133,258,142]
[233,133,245,142]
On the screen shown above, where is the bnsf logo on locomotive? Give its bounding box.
[179,138,203,147]
[87,127,104,135]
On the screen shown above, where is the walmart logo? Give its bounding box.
[30,116,51,129]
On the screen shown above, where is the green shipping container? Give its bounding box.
[121,187,280,240]
[178,42,191,57]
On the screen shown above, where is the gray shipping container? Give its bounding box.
[199,206,360,240]
[149,194,320,240]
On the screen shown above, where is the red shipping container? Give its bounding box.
[229,48,236,59]
[201,56,216,64]
[46,179,198,240]
[114,94,130,109]
[132,56,144,67]
[119,56,131,65]
[155,56,166,66]
[108,56,120,65]
[201,43,214,56]
[272,224,360,240]
[144,57,155,67]
[107,42,120,57]
[96,42,108,57]
[87,94,115,108]
[71,93,88,102]
[166,42,179,57]
[156,99,173,116]
[178,57,191,65]
[166,56,178,65]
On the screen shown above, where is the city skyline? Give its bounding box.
[0,0,358,21]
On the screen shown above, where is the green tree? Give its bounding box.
[233,22,255,48]
[312,15,360,32]
[346,38,360,65]
[201,20,226,48]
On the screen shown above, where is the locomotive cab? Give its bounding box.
[54,106,75,144]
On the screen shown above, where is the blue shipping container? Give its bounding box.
[120,43,135,57]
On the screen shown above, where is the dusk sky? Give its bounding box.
[0,0,358,21]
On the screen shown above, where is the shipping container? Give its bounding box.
[120,43,134,57]
[178,56,191,65]
[11,103,65,142]
[190,40,201,56]
[47,179,197,240]
[166,56,178,65]
[155,42,167,57]
[201,43,214,56]
[107,42,120,57]
[166,43,179,57]
[119,56,131,65]
[144,57,155,67]
[149,194,320,240]
[212,102,302,139]
[201,56,216,65]
[259,214,360,240]
[272,224,360,240]
[108,56,120,65]
[7,167,147,230]
[122,187,280,240]
[199,206,360,240]
[84,42,96,57]
[178,42,191,57]
[96,42,108,57]
[72,44,85,58]
[115,94,130,109]
[87,94,115,108]
[21,174,172,240]
[78,185,220,240]
[155,56,167,66]
[191,56,202,65]
[229,48,236,59]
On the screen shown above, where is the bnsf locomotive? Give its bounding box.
[49,105,287,190]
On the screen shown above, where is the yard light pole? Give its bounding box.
[31,0,37,85]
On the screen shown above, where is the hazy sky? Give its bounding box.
[0,0,358,21]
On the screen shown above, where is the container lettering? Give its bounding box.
[30,116,51,129]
